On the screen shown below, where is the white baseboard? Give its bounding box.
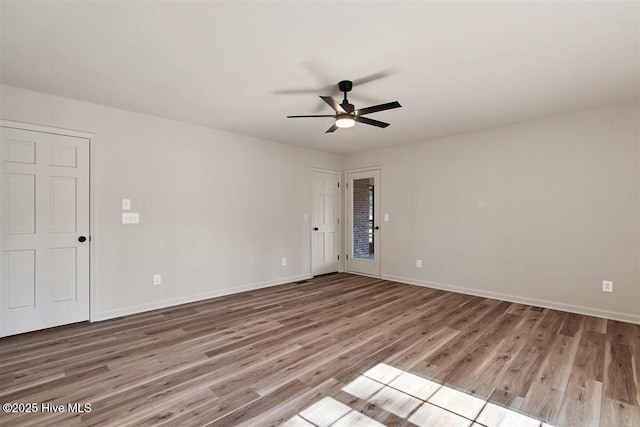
[382,274,640,325]
[93,273,313,321]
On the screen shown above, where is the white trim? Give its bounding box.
[352,271,384,280]
[0,119,95,139]
[312,167,341,175]
[0,119,97,324]
[88,132,96,322]
[383,274,640,325]
[94,273,313,321]
[344,165,384,174]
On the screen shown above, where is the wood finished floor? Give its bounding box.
[0,273,638,427]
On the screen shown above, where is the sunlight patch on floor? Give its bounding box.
[284,362,555,427]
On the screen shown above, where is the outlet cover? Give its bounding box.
[602,280,613,293]
[416,259,422,268]
[122,212,139,224]
[153,274,161,285]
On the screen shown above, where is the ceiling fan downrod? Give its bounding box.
[338,80,352,104]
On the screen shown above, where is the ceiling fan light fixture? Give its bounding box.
[286,79,401,133]
[335,115,355,128]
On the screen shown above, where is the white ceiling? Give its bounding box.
[1,1,638,154]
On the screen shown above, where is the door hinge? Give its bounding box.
[338,254,340,260]
[337,182,340,188]
[346,254,349,260]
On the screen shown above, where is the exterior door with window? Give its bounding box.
[346,169,381,276]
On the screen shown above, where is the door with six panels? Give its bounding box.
[1,127,90,337]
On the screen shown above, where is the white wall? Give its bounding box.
[0,84,343,320]
[345,103,640,323]
[2,84,638,324]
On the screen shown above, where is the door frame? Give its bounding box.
[311,168,341,275]
[0,119,96,322]
[344,166,383,278]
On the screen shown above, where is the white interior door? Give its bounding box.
[312,170,339,275]
[346,169,381,277]
[1,127,90,337]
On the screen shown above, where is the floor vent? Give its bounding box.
[295,280,309,284]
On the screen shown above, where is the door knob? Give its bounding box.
[313,227,319,231]
[374,226,380,230]
[78,236,87,242]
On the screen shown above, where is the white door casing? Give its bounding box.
[346,169,381,277]
[1,127,90,337]
[312,170,339,276]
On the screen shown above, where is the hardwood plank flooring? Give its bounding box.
[0,273,638,426]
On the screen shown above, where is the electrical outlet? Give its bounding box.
[281,258,287,266]
[602,280,613,293]
[416,259,422,268]
[153,274,161,285]
[122,212,139,224]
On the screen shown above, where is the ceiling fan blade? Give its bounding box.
[352,70,394,87]
[287,115,335,118]
[355,116,390,128]
[355,101,402,116]
[274,88,326,95]
[325,123,339,133]
[320,96,346,114]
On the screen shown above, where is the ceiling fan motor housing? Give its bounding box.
[341,102,355,114]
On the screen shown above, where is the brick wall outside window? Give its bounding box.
[353,179,373,258]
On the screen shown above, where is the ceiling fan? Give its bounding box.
[286,80,402,133]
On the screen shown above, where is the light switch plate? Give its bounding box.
[122,198,131,210]
[122,212,139,224]
[384,214,390,222]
